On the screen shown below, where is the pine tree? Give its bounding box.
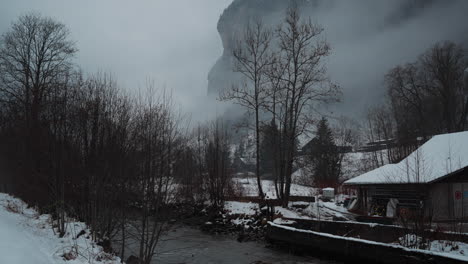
[308,117,341,188]
[259,119,279,176]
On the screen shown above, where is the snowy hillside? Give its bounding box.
[0,193,121,264]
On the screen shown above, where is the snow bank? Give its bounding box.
[0,193,121,264]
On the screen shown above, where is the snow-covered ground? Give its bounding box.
[0,193,120,264]
[429,239,468,259]
[224,201,258,216]
[232,177,317,198]
[224,199,355,223]
[303,201,356,221]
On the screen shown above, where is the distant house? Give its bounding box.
[344,131,468,222]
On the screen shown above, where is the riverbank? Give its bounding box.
[0,193,121,264]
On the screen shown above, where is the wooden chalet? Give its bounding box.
[344,131,468,222]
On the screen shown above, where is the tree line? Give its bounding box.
[0,13,234,263]
[366,41,468,164]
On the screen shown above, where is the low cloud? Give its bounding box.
[0,0,234,123]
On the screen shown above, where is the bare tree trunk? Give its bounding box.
[255,107,264,199]
[218,19,272,199]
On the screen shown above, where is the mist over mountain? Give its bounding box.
[208,0,468,118]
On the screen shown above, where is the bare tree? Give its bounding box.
[219,19,273,199]
[385,41,467,140]
[130,86,182,264]
[364,105,397,166]
[0,13,77,204]
[72,73,135,244]
[0,13,76,152]
[264,51,288,201]
[173,141,206,209]
[421,41,467,132]
[0,13,81,238]
[201,120,233,209]
[332,116,359,182]
[46,70,83,237]
[272,4,340,207]
[386,63,433,139]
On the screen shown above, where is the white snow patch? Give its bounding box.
[224,201,258,216]
[274,207,309,219]
[303,201,355,221]
[430,239,468,258]
[0,193,120,264]
[272,218,296,225]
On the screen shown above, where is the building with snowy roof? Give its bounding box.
[344,131,468,222]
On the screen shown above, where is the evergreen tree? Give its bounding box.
[259,119,279,175]
[308,117,341,188]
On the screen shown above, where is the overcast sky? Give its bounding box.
[1,0,467,123]
[0,0,233,123]
[254,0,468,117]
[315,0,468,115]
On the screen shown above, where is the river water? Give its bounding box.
[123,225,340,264]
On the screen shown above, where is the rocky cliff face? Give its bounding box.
[208,0,307,95]
[208,0,468,115]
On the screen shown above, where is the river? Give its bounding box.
[122,225,341,264]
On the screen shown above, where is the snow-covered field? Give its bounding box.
[0,193,120,264]
[232,177,317,198]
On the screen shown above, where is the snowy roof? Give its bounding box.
[344,131,468,185]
